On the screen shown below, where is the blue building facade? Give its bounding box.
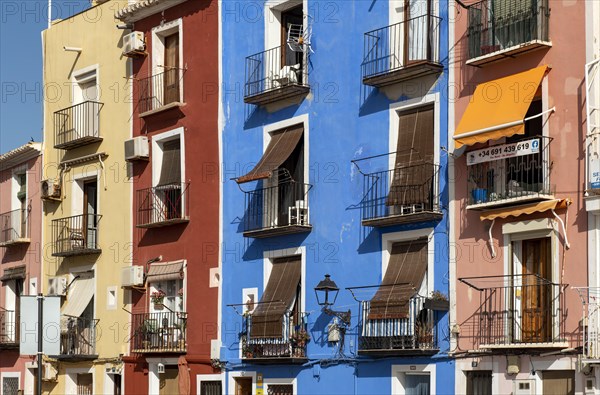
[220,1,453,393]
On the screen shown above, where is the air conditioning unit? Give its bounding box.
[121,266,144,287]
[124,136,149,161]
[123,31,145,57]
[41,179,61,200]
[47,277,67,296]
[42,362,58,382]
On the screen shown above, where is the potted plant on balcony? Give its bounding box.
[415,321,434,349]
[141,319,157,349]
[424,290,449,311]
[150,289,166,308]
[290,328,310,357]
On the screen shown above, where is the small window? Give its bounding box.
[2,376,19,395]
[149,279,183,313]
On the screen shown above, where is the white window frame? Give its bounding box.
[242,287,259,314]
[65,367,94,395]
[29,277,37,296]
[392,363,436,394]
[227,371,256,395]
[106,285,117,310]
[151,127,185,187]
[1,372,21,395]
[382,228,435,297]
[197,373,225,395]
[71,171,100,217]
[151,18,184,104]
[264,378,297,395]
[72,64,99,105]
[147,259,186,314]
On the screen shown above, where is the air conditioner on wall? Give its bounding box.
[42,363,58,382]
[41,179,61,200]
[123,31,145,57]
[47,277,67,296]
[121,266,144,287]
[124,136,149,161]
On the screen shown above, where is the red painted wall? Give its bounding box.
[124,0,220,393]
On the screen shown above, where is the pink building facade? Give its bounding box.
[0,142,43,394]
[449,0,589,393]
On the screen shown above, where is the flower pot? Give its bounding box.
[471,188,488,204]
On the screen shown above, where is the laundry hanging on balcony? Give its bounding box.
[453,65,552,150]
[480,198,572,258]
[236,125,303,183]
[250,256,301,339]
[369,239,428,320]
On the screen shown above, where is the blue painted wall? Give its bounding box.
[220,0,453,393]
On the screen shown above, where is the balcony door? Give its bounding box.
[83,180,97,249]
[404,0,432,64]
[275,135,304,227]
[163,33,180,106]
[516,237,552,343]
[280,5,304,83]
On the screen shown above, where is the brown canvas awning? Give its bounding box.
[236,125,303,184]
[250,256,301,339]
[0,265,26,282]
[147,261,184,283]
[387,105,434,206]
[158,139,181,186]
[369,239,428,320]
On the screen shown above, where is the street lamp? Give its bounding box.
[314,274,351,325]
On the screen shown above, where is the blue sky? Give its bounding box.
[0,0,90,153]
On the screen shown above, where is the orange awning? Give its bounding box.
[454,66,549,149]
[480,199,571,221]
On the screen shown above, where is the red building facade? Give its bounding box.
[116,1,221,393]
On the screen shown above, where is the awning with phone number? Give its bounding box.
[453,66,550,149]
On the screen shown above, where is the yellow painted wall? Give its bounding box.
[42,1,131,393]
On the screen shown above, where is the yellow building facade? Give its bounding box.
[41,1,131,393]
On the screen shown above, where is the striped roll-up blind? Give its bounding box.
[250,256,301,339]
[387,105,434,207]
[236,125,303,184]
[146,261,184,283]
[369,239,428,320]
[158,139,181,186]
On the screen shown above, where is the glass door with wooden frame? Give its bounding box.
[83,180,98,250]
[163,33,180,106]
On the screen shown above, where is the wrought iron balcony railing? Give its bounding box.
[0,209,30,246]
[467,0,550,64]
[573,287,600,361]
[131,311,187,353]
[0,309,18,348]
[241,311,308,363]
[362,15,442,86]
[54,101,103,149]
[137,183,190,228]
[242,180,312,238]
[358,161,442,227]
[51,214,102,257]
[244,45,310,105]
[57,316,98,360]
[357,296,439,356]
[138,69,184,115]
[467,136,553,208]
[459,275,567,349]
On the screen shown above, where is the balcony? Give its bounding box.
[574,287,600,362]
[0,209,30,247]
[138,69,184,117]
[131,312,187,353]
[54,101,103,149]
[357,296,439,356]
[54,316,98,360]
[359,162,442,227]
[242,181,312,238]
[459,275,568,350]
[241,311,308,364]
[466,0,550,66]
[0,309,18,349]
[362,15,443,87]
[466,136,553,210]
[244,45,310,106]
[51,214,102,257]
[137,183,190,228]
